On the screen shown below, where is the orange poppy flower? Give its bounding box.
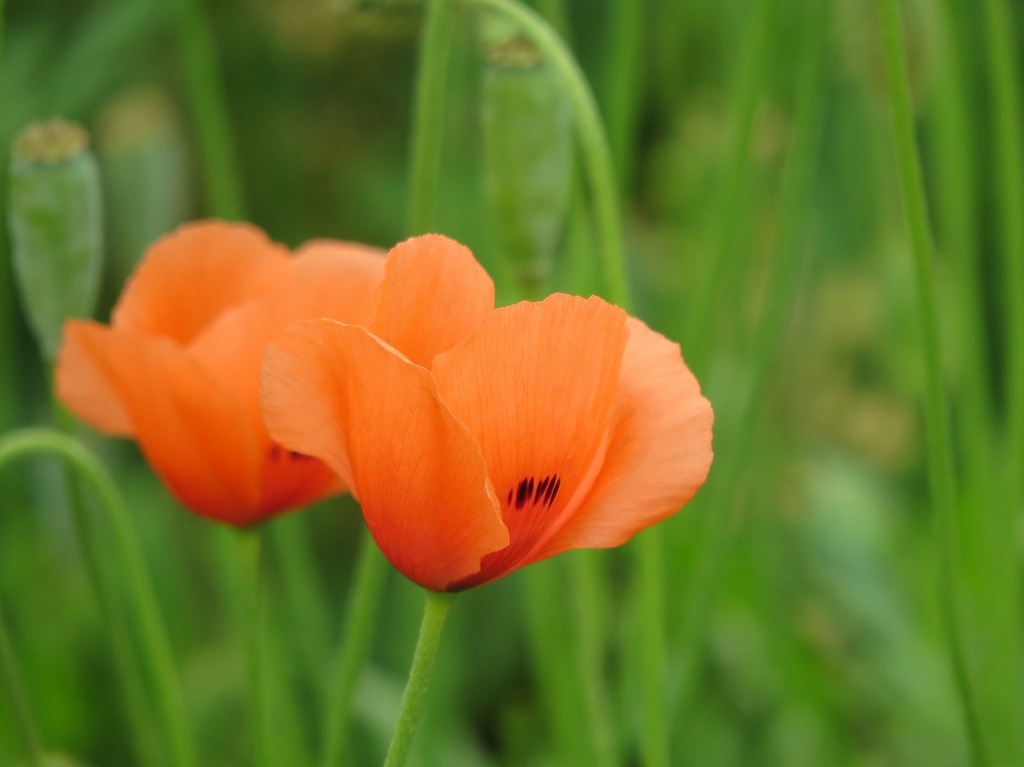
[261,234,713,590]
[56,220,386,525]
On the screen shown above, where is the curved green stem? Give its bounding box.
[0,600,44,767]
[463,0,628,307]
[382,590,456,767]
[0,428,197,767]
[409,0,456,235]
[320,530,389,767]
[170,0,245,219]
[51,408,159,767]
[237,528,272,767]
[877,1,991,764]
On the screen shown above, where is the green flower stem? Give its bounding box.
[320,530,390,767]
[981,0,1024,496]
[382,590,456,767]
[170,0,245,219]
[877,1,991,764]
[463,0,628,307]
[683,0,778,372]
[0,600,43,767]
[408,0,456,235]
[0,428,197,767]
[237,527,273,767]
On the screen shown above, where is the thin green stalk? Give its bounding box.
[635,531,668,767]
[408,0,456,235]
[170,0,245,219]
[930,3,1020,761]
[0,600,44,767]
[569,554,615,767]
[521,565,593,764]
[980,0,1024,497]
[670,0,826,727]
[929,0,996,485]
[464,0,628,306]
[599,0,644,189]
[0,428,197,767]
[237,527,272,767]
[382,590,456,767]
[683,0,778,373]
[320,530,390,767]
[877,1,991,764]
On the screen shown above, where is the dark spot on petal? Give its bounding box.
[535,476,550,503]
[507,488,513,506]
[515,478,532,509]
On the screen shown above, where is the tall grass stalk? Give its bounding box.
[877,0,992,763]
[170,0,245,219]
[929,0,996,486]
[408,0,456,236]
[669,0,826,729]
[980,0,1024,500]
[320,532,389,767]
[599,0,643,189]
[569,553,616,767]
[682,0,778,371]
[930,1,1021,763]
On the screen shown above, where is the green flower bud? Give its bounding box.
[481,30,573,296]
[8,119,104,364]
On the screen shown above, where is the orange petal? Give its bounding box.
[430,294,628,586]
[291,239,387,327]
[256,444,341,518]
[112,221,291,344]
[370,234,494,367]
[187,239,386,420]
[261,320,509,590]
[56,320,134,435]
[57,322,264,523]
[535,318,713,558]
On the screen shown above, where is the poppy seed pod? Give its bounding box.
[8,119,104,363]
[481,30,573,295]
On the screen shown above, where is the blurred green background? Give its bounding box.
[1,0,1021,765]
